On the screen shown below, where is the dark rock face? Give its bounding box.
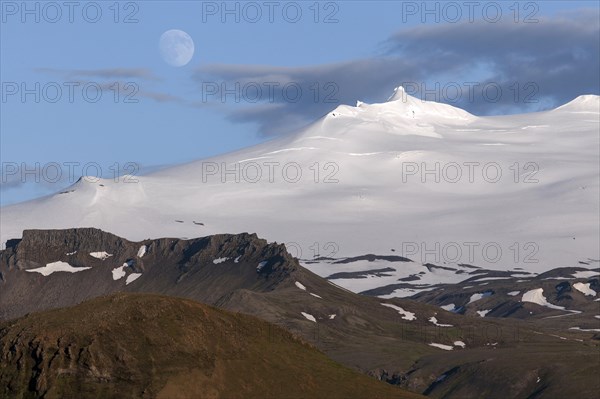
[368,368,408,385]
[0,228,298,321]
[555,281,571,293]
[333,254,412,264]
[327,267,396,280]
[15,228,125,263]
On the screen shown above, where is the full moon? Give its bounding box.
[159,29,195,67]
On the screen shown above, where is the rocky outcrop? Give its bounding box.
[0,228,299,321]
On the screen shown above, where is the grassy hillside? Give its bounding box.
[0,293,423,399]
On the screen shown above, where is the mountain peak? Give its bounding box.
[328,85,474,123]
[556,94,600,112]
[379,85,475,120]
[387,85,408,102]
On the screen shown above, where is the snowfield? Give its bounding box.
[1,87,598,295]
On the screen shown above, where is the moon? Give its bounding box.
[159,29,195,67]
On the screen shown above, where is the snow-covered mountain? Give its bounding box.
[2,86,599,291]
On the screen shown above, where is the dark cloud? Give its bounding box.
[192,10,599,136]
[387,10,600,114]
[193,58,434,135]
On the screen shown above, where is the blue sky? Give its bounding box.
[1,1,599,204]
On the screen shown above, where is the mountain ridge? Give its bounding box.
[1,228,599,398]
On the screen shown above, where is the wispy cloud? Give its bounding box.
[33,68,188,105]
[35,67,161,81]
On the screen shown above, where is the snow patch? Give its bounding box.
[440,303,456,312]
[26,261,91,276]
[329,314,336,319]
[66,251,77,256]
[90,251,112,260]
[522,288,565,310]
[234,256,241,263]
[126,273,142,285]
[428,316,453,327]
[295,281,307,291]
[428,343,453,351]
[257,261,268,271]
[381,303,416,321]
[473,277,511,282]
[543,311,582,319]
[468,291,492,304]
[212,257,229,264]
[137,245,147,258]
[569,327,600,332]
[573,282,597,296]
[112,263,129,280]
[507,291,520,296]
[301,312,316,322]
[572,271,599,279]
[453,341,466,348]
[310,293,322,299]
[477,309,491,317]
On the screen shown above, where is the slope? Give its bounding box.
[0,292,423,399]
